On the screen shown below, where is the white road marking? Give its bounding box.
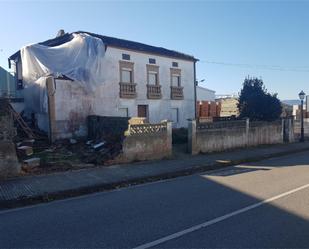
[133,183,309,249]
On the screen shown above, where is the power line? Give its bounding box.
[199,60,309,72]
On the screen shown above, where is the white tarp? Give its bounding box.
[20,33,105,91]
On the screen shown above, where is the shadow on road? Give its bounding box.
[1,153,309,248]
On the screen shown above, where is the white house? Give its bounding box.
[196,86,216,102]
[9,31,198,139]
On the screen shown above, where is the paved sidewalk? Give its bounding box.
[1,142,309,208]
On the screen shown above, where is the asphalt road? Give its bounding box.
[1,151,309,248]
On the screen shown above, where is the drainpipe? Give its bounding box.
[193,61,197,120]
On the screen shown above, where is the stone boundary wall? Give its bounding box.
[294,119,309,140]
[189,119,286,155]
[116,121,172,162]
[0,99,20,178]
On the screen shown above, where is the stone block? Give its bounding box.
[17,146,33,156]
[22,158,40,171]
[0,141,21,178]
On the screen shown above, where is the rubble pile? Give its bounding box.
[10,114,130,175]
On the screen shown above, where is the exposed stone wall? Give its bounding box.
[189,119,285,155]
[0,99,20,178]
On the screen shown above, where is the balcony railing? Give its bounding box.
[147,84,162,99]
[171,86,184,100]
[119,82,137,98]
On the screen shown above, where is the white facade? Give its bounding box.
[196,86,216,102]
[19,45,196,138]
[100,47,195,124]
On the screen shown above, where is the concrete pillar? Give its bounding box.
[166,121,173,156]
[283,118,295,143]
[0,110,20,178]
[46,77,56,143]
[281,119,284,143]
[245,118,250,146]
[188,119,198,155]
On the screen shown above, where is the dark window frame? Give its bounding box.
[149,58,156,64]
[122,53,131,60]
[172,62,178,67]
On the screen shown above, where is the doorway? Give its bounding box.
[137,105,149,121]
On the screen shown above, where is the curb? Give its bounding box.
[1,146,309,210]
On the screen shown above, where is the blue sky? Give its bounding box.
[0,0,308,99]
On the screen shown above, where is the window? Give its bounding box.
[172,62,178,67]
[122,53,130,60]
[119,60,134,83]
[170,68,181,87]
[146,64,159,85]
[172,74,181,87]
[121,68,132,83]
[148,71,158,85]
[149,58,156,64]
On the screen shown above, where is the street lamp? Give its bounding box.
[299,90,306,142]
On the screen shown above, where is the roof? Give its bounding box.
[196,85,216,93]
[9,31,198,63]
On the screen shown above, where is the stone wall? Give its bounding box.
[116,121,172,163]
[294,119,309,140]
[189,119,285,155]
[0,99,20,178]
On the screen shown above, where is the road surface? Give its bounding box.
[1,151,309,248]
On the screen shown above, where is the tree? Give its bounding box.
[238,77,282,121]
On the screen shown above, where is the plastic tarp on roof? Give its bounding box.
[21,33,105,91]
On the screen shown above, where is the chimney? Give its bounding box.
[56,29,65,37]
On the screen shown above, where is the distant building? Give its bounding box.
[0,66,16,98]
[196,86,215,102]
[292,96,308,119]
[195,86,219,119]
[216,96,239,117]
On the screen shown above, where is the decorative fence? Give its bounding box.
[127,123,167,136]
[189,118,286,155]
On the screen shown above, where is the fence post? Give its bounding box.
[166,121,173,155]
[245,118,250,146]
[281,118,284,143]
[188,119,198,155]
[284,118,295,143]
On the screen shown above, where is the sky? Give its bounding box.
[0,0,308,100]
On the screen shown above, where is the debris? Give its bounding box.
[20,139,35,147]
[70,138,77,144]
[17,146,33,156]
[22,157,40,171]
[92,141,105,150]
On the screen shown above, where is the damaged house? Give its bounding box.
[8,31,198,141]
